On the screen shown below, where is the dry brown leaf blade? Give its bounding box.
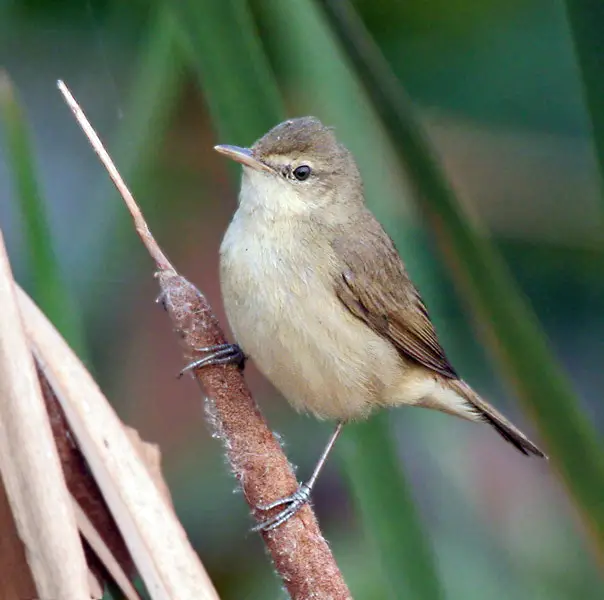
[0,479,37,600]
[73,498,141,600]
[87,568,104,600]
[37,361,137,581]
[125,426,174,509]
[18,286,220,600]
[0,230,91,600]
[38,354,176,595]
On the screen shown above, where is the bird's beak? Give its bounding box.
[214,145,274,174]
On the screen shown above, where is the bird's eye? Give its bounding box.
[293,165,311,181]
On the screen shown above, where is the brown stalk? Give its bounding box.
[57,81,353,599]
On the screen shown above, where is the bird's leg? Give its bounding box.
[253,422,344,532]
[179,343,246,377]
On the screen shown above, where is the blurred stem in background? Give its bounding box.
[342,413,444,599]
[167,0,444,596]
[562,0,604,208]
[169,0,281,145]
[0,72,86,356]
[320,0,604,559]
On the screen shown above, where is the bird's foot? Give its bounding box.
[252,483,312,532]
[179,343,245,377]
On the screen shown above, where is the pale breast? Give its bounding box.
[219,209,402,421]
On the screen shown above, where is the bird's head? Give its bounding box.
[215,117,362,216]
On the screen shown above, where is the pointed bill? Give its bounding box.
[214,145,274,173]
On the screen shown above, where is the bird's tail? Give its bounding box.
[447,379,546,458]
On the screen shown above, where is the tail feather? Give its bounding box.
[447,379,547,458]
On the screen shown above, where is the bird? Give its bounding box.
[186,116,546,531]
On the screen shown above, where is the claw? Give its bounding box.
[250,424,344,533]
[179,343,245,377]
[252,484,311,532]
[155,291,168,311]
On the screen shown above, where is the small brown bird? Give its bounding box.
[190,117,546,531]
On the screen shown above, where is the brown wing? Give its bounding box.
[333,217,457,379]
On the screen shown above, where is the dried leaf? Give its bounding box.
[18,285,220,600]
[0,231,91,599]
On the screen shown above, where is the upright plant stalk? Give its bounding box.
[342,414,444,600]
[320,0,604,556]
[169,0,282,145]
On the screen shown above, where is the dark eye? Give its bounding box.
[293,165,311,181]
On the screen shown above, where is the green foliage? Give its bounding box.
[342,414,445,599]
[169,0,282,145]
[563,0,604,206]
[0,72,85,354]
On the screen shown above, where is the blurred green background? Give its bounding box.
[1,0,603,598]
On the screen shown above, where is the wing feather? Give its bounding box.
[333,219,457,379]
